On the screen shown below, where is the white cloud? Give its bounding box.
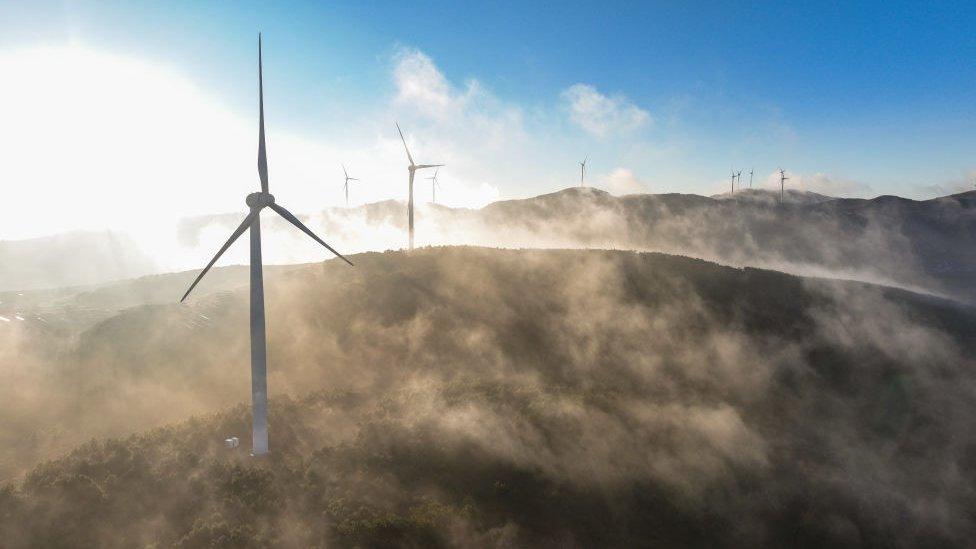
[391,47,525,144]
[561,83,651,138]
[393,48,471,120]
[598,168,648,195]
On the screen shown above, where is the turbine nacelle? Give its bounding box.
[246,192,276,209]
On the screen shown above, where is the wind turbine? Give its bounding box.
[180,35,353,457]
[426,167,441,204]
[730,168,737,196]
[580,156,588,187]
[341,164,359,207]
[779,168,790,204]
[396,123,443,250]
[749,168,754,189]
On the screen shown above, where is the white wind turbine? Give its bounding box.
[341,164,359,207]
[180,35,353,456]
[396,123,443,250]
[779,168,790,203]
[580,156,588,187]
[426,167,441,204]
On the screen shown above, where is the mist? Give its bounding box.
[2,247,975,545]
[3,5,976,546]
[168,186,976,301]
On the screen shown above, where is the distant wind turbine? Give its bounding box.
[580,156,588,187]
[180,35,353,457]
[396,123,443,250]
[779,168,790,204]
[749,168,754,189]
[426,167,441,204]
[341,164,359,207]
[730,168,737,196]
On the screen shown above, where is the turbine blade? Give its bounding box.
[342,164,348,178]
[396,122,415,166]
[257,34,269,193]
[270,203,353,266]
[180,210,258,302]
[349,177,360,181]
[416,164,444,169]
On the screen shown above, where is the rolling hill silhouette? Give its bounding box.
[179,187,976,302]
[11,187,976,301]
[2,247,975,546]
[0,231,156,291]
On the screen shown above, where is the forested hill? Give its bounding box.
[2,247,976,546]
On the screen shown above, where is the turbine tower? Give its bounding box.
[180,35,353,456]
[779,168,790,204]
[749,168,754,189]
[396,123,443,250]
[580,156,588,187]
[341,164,359,207]
[730,168,737,196]
[426,167,441,204]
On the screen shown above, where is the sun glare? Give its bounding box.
[0,47,252,241]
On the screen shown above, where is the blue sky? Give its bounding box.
[2,1,976,238]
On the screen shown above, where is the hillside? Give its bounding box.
[18,186,976,300]
[176,187,976,303]
[474,187,976,300]
[2,247,976,546]
[710,188,835,205]
[0,231,157,292]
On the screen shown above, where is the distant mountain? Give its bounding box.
[0,264,303,335]
[0,231,156,291]
[2,247,976,546]
[175,187,976,301]
[474,187,976,301]
[15,186,976,302]
[710,188,835,205]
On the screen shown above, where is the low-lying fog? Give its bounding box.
[5,187,976,301]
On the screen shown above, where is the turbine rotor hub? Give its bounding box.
[246,192,275,209]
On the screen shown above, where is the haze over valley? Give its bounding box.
[4,247,976,546]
